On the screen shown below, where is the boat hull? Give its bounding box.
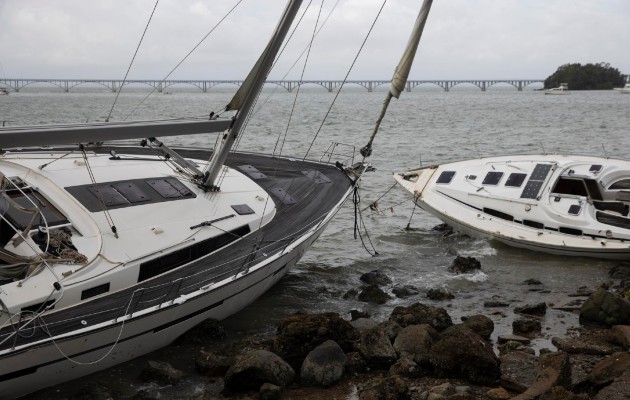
[0,222,329,398]
[0,146,360,398]
[395,155,630,260]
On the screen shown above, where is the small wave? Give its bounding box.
[447,270,489,283]
[456,239,497,257]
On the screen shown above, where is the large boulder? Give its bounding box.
[389,302,453,331]
[357,326,398,369]
[448,255,481,274]
[461,314,494,341]
[499,351,538,393]
[392,324,440,365]
[138,360,185,386]
[359,269,393,286]
[358,284,390,304]
[273,312,358,370]
[511,352,571,400]
[300,340,347,387]
[579,287,630,327]
[588,351,630,386]
[428,327,499,385]
[594,369,630,400]
[224,349,295,391]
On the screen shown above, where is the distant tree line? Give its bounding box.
[544,62,625,90]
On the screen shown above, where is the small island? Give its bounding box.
[544,62,625,90]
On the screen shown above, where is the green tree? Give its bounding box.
[544,62,625,90]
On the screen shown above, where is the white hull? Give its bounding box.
[395,155,630,259]
[0,197,340,398]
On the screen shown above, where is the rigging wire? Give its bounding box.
[273,0,324,158]
[105,0,160,122]
[123,0,245,121]
[79,146,118,238]
[353,186,379,256]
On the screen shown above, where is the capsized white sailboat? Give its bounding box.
[395,154,630,259]
[0,0,435,397]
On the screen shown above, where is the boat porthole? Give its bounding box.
[606,230,613,238]
[81,320,88,325]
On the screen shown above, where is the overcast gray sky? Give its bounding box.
[0,0,628,81]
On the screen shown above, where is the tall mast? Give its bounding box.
[202,0,303,190]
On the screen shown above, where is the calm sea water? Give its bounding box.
[2,86,629,396]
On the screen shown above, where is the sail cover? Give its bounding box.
[389,0,433,98]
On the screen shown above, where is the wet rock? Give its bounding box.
[484,300,510,308]
[461,314,494,341]
[138,360,185,386]
[389,302,453,331]
[388,357,421,378]
[498,340,535,356]
[579,287,630,327]
[195,350,231,376]
[224,349,295,391]
[360,269,393,286]
[486,387,512,400]
[392,284,420,298]
[551,336,615,355]
[594,369,630,400]
[587,351,630,386]
[448,255,481,274]
[300,340,347,387]
[73,381,119,400]
[350,309,370,320]
[426,287,455,301]
[357,326,398,369]
[358,284,391,304]
[260,383,282,400]
[497,334,531,345]
[273,312,359,370]
[511,352,571,400]
[345,351,367,375]
[432,223,454,236]
[609,262,630,280]
[569,353,605,388]
[499,351,538,393]
[392,324,440,365]
[343,288,359,300]
[357,375,409,400]
[381,320,403,342]
[523,278,543,285]
[429,327,500,385]
[351,318,378,332]
[514,302,547,316]
[512,317,542,337]
[609,325,630,348]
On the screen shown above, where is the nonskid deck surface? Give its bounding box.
[0,146,354,353]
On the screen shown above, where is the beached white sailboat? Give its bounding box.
[614,83,630,93]
[0,0,434,397]
[395,154,630,259]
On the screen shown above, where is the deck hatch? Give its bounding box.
[520,164,553,199]
[482,172,503,185]
[232,204,255,215]
[66,177,197,212]
[436,171,455,184]
[147,178,193,199]
[505,173,527,187]
[302,170,331,184]
[238,165,267,180]
[270,187,296,205]
[589,164,602,173]
[568,205,581,215]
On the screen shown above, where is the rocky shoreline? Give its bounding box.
[25,257,630,400]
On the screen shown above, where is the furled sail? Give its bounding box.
[361,0,433,158]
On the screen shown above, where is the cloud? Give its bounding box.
[0,0,628,80]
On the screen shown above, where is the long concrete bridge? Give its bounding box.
[0,78,550,93]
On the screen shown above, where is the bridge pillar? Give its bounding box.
[518,81,523,91]
[157,82,163,93]
[287,81,292,92]
[327,82,332,92]
[368,81,372,92]
[481,81,486,91]
[406,81,411,92]
[444,81,449,92]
